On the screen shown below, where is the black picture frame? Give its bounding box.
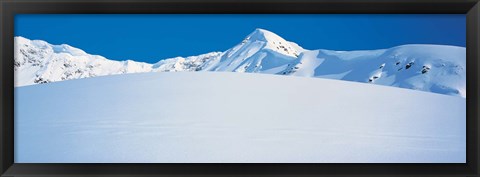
[1,0,479,176]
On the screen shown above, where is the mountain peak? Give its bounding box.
[239,28,302,58]
[245,28,285,42]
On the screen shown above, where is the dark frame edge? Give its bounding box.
[0,0,15,176]
[1,0,480,177]
[0,0,478,14]
[0,0,3,174]
[466,1,480,176]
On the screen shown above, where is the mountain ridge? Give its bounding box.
[14,29,466,97]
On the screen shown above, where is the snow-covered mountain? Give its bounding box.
[14,28,466,97]
[14,36,221,86]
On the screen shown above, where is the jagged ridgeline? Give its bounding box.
[14,28,466,97]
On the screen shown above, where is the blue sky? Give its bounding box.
[15,14,465,63]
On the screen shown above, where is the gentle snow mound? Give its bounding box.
[15,72,466,163]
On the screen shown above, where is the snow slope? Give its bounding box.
[15,72,466,163]
[293,45,467,98]
[14,29,466,97]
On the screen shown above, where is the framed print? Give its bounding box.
[1,0,479,176]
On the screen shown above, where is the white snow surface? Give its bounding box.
[15,29,466,97]
[15,72,465,163]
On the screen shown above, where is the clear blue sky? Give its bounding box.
[15,14,465,63]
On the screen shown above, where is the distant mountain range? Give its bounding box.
[14,28,466,97]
